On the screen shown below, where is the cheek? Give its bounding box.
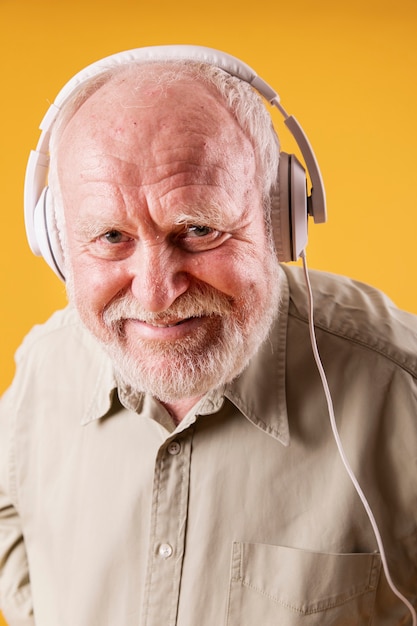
[190,248,268,301]
[67,256,130,316]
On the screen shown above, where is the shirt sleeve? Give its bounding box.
[0,388,35,626]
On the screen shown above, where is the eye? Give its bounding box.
[101,230,132,244]
[175,224,230,252]
[187,225,215,238]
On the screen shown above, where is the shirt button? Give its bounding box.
[159,543,173,559]
[167,441,181,455]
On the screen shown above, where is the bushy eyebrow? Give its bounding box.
[173,202,244,232]
[71,198,251,241]
[73,217,130,240]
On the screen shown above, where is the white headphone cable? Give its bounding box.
[300,250,416,626]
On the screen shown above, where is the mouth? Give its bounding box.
[143,317,192,328]
[123,315,209,341]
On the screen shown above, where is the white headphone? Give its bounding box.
[24,45,327,280]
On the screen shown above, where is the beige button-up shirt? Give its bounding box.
[0,265,416,625]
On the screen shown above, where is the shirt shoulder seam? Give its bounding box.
[289,309,417,378]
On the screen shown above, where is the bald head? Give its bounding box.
[57,67,255,185]
[56,68,259,245]
[48,61,280,219]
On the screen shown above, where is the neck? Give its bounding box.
[162,395,203,425]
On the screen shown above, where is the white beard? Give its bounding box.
[68,258,282,403]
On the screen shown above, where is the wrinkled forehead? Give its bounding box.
[62,68,237,142]
[57,66,254,169]
[55,65,260,205]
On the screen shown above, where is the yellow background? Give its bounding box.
[0,0,416,621]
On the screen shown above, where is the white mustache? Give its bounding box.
[102,286,233,329]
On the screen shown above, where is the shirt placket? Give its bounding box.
[142,430,193,626]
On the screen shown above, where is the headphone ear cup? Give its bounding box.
[271,152,292,262]
[289,154,308,261]
[33,187,66,281]
[270,152,308,262]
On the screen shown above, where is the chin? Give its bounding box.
[103,305,276,402]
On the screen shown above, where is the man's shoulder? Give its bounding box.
[12,305,112,392]
[15,305,94,363]
[4,306,115,421]
[281,264,417,376]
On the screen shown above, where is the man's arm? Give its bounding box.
[0,390,35,626]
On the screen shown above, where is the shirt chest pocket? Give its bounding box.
[225,542,381,626]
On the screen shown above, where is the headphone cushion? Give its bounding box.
[33,187,66,280]
[271,153,292,263]
[270,152,308,263]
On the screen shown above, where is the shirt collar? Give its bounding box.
[223,267,290,446]
[79,350,118,426]
[80,267,291,446]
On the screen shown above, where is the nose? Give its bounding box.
[130,242,191,312]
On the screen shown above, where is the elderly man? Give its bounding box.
[0,47,416,626]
